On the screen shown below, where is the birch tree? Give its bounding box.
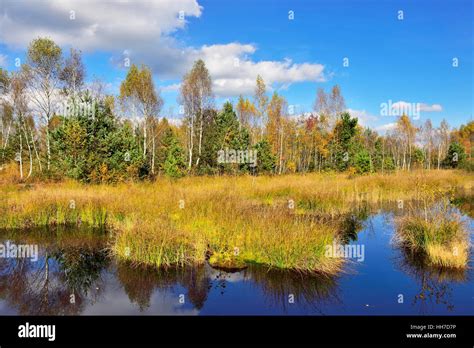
[120,64,163,174]
[23,38,62,171]
[421,119,433,169]
[254,75,268,141]
[10,72,32,178]
[0,68,12,160]
[180,60,213,169]
[437,120,450,170]
[60,48,85,98]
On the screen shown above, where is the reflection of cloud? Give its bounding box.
[208,268,248,283]
[82,273,199,315]
[0,299,18,315]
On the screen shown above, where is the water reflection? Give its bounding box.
[0,205,472,315]
[244,266,341,313]
[0,227,108,315]
[395,247,469,314]
[338,205,370,243]
[0,227,341,314]
[116,263,211,311]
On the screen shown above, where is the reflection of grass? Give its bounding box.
[396,209,469,269]
[452,190,474,218]
[246,264,340,311]
[0,170,471,273]
[398,247,468,283]
[396,246,468,313]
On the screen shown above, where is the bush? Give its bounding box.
[354,150,371,174]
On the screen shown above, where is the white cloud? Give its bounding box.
[165,117,183,126]
[0,54,7,68]
[419,103,442,112]
[346,108,378,126]
[0,0,203,78]
[161,83,181,92]
[375,122,397,133]
[1,0,203,49]
[0,0,326,97]
[198,43,325,96]
[390,101,442,113]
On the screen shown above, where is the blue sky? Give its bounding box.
[0,0,472,131]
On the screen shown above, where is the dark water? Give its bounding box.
[0,209,472,315]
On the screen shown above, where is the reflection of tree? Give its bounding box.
[0,228,109,315]
[116,260,343,314]
[0,252,81,314]
[52,246,109,294]
[245,265,341,313]
[116,263,211,311]
[180,266,210,309]
[338,206,369,243]
[452,192,473,219]
[395,247,468,314]
[116,262,165,311]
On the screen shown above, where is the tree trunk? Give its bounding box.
[2,120,12,158]
[18,131,23,179]
[30,126,42,172]
[143,117,147,159]
[381,138,385,174]
[437,144,441,170]
[195,118,203,167]
[195,96,204,167]
[151,128,156,175]
[188,113,194,169]
[278,127,284,174]
[46,119,51,171]
[22,125,33,178]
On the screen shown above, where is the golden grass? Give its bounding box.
[395,200,470,269]
[426,242,469,269]
[0,170,471,273]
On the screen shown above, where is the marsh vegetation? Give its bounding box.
[1,170,471,273]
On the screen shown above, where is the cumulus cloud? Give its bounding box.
[375,122,397,133]
[161,83,181,92]
[197,43,325,96]
[419,103,442,112]
[346,108,378,126]
[390,101,442,113]
[1,0,202,78]
[0,54,7,67]
[0,0,203,50]
[0,0,326,97]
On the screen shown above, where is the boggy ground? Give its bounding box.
[0,170,471,273]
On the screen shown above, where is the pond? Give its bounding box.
[0,206,472,315]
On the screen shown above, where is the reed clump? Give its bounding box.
[0,170,471,273]
[394,184,470,269]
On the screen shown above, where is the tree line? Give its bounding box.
[0,37,471,182]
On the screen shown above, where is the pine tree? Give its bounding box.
[254,139,276,174]
[161,127,186,178]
